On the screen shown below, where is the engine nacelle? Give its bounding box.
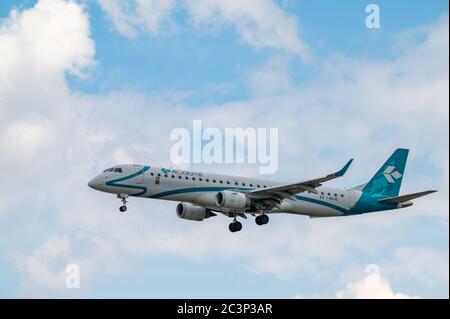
[176,202,215,221]
[216,191,250,210]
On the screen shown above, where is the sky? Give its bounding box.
[0,0,448,298]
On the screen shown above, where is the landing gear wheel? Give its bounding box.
[255,214,269,225]
[229,221,242,232]
[255,215,263,225]
[260,214,269,224]
[117,194,129,213]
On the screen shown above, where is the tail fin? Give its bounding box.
[362,148,409,197]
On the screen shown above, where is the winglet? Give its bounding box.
[335,159,353,177]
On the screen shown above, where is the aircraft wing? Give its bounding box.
[247,159,353,201]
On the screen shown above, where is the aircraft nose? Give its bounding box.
[88,177,99,190]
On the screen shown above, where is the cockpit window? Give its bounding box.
[114,168,123,173]
[103,168,114,172]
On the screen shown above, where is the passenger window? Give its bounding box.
[164,174,168,178]
[242,183,245,186]
[150,172,154,176]
[235,182,238,186]
[206,179,209,182]
[250,184,253,187]
[185,176,189,180]
[219,180,223,184]
[178,176,182,179]
[213,180,216,183]
[227,181,230,184]
[171,175,175,178]
[192,177,196,181]
[257,185,260,188]
[199,178,203,181]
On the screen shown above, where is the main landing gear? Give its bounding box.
[229,213,242,233]
[229,220,242,232]
[255,214,269,226]
[228,213,270,232]
[117,194,128,213]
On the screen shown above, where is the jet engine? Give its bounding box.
[176,202,215,221]
[216,191,251,210]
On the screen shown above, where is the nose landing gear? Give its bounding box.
[117,194,128,213]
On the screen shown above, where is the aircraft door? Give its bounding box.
[133,165,144,184]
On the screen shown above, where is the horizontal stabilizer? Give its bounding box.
[378,190,438,204]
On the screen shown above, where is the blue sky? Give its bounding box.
[0,0,448,298]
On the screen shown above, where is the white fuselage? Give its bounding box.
[89,164,363,217]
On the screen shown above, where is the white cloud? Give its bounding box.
[385,247,449,290]
[9,232,122,297]
[246,55,293,96]
[97,0,138,37]
[97,0,175,38]
[184,0,311,61]
[97,0,311,60]
[111,148,134,164]
[0,0,95,216]
[296,265,423,299]
[0,119,54,158]
[0,0,94,93]
[336,273,419,299]
[137,0,176,35]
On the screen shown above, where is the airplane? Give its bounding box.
[88,148,437,232]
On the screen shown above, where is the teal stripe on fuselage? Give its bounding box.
[105,166,150,196]
[294,195,348,214]
[150,187,252,199]
[347,192,397,215]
